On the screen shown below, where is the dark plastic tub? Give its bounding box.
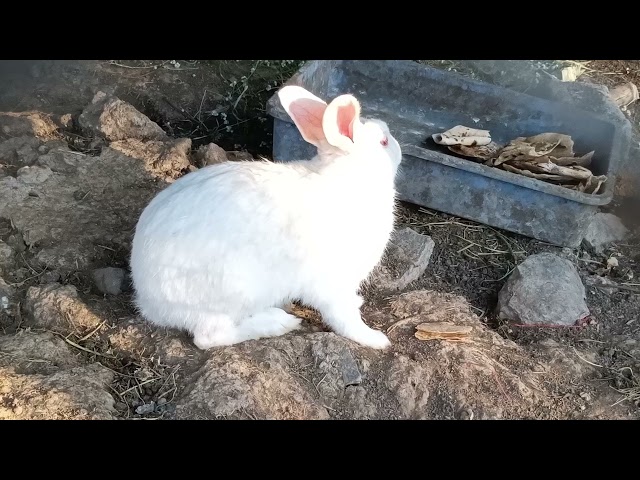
[266,60,631,247]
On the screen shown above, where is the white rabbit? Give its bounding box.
[129,85,402,350]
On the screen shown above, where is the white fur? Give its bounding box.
[129,86,402,350]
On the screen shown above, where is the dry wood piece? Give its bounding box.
[561,66,583,82]
[432,126,606,195]
[608,82,639,108]
[414,322,473,343]
[432,125,492,146]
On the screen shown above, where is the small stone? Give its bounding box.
[16,165,53,184]
[497,253,589,326]
[39,271,61,284]
[115,402,128,412]
[0,241,14,267]
[374,227,435,292]
[193,142,228,167]
[16,144,39,165]
[58,114,74,128]
[340,349,362,387]
[89,138,104,151]
[559,247,578,262]
[582,213,628,253]
[0,278,15,311]
[36,151,79,174]
[607,257,619,269]
[459,408,474,420]
[73,190,88,201]
[92,267,127,295]
[584,274,627,294]
[225,150,254,162]
[135,402,156,415]
[157,397,167,406]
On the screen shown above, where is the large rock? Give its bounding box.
[0,136,41,167]
[0,96,193,275]
[0,112,59,140]
[582,212,628,254]
[0,143,165,273]
[175,290,559,420]
[0,330,116,420]
[78,91,167,142]
[109,137,191,179]
[177,337,332,420]
[35,144,83,174]
[24,283,103,331]
[497,253,590,326]
[372,227,435,292]
[0,363,115,420]
[0,331,81,374]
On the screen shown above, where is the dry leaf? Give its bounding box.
[550,150,594,167]
[495,133,575,166]
[502,163,566,181]
[583,174,607,194]
[537,162,593,180]
[433,125,492,146]
[433,125,604,194]
[414,322,473,343]
[511,160,552,174]
[524,133,574,157]
[447,141,502,161]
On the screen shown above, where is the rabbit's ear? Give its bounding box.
[278,85,328,147]
[322,94,362,153]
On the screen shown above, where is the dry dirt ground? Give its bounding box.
[0,60,638,420]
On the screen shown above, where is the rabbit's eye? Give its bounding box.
[380,136,388,147]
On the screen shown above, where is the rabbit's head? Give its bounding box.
[278,85,402,169]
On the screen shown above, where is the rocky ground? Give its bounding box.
[0,60,638,420]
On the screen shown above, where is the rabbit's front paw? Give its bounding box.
[345,325,391,350]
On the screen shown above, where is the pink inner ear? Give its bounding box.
[337,103,357,140]
[288,98,327,145]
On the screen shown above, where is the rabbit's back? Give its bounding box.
[131,162,324,326]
